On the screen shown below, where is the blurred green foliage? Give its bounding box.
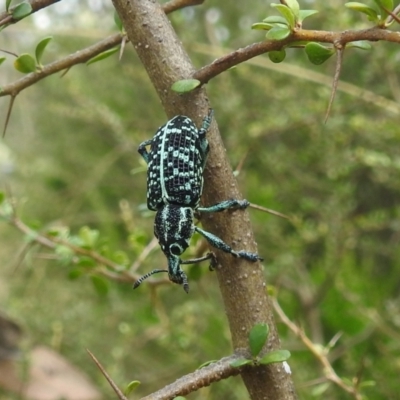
[1,1,400,399]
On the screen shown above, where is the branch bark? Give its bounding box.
[111,0,296,399]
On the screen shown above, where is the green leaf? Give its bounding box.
[14,53,37,73]
[171,79,201,94]
[373,0,393,15]
[77,257,96,268]
[251,22,273,31]
[124,380,140,396]
[268,50,286,63]
[114,10,123,31]
[284,0,300,17]
[263,15,289,25]
[6,0,13,12]
[305,42,335,65]
[259,349,291,365]
[271,4,296,29]
[360,380,376,388]
[197,360,217,369]
[68,269,84,280]
[0,192,4,205]
[90,275,109,296]
[230,358,253,368]
[345,2,379,21]
[249,323,269,357]
[311,382,331,396]
[347,40,372,50]
[298,9,319,23]
[79,226,99,249]
[35,36,52,65]
[0,57,6,66]
[86,47,119,65]
[266,26,291,41]
[12,2,32,20]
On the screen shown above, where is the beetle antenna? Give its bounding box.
[133,269,168,289]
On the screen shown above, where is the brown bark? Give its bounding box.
[111,0,297,398]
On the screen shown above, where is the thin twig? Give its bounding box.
[87,349,128,400]
[162,0,204,14]
[0,0,61,27]
[272,297,363,400]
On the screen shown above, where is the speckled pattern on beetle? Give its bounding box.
[134,109,263,293]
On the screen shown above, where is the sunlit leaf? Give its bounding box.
[79,226,99,249]
[90,275,109,296]
[230,358,253,368]
[266,26,291,41]
[271,4,296,29]
[171,79,201,94]
[124,380,140,396]
[345,2,379,21]
[12,2,32,20]
[347,40,372,50]
[259,349,291,365]
[14,53,36,73]
[305,42,335,65]
[249,323,269,357]
[251,22,273,31]
[35,36,52,65]
[268,50,286,63]
[298,9,319,23]
[86,47,119,65]
[284,0,300,17]
[263,15,289,25]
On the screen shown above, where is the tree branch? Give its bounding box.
[140,355,243,400]
[111,0,296,399]
[0,33,123,97]
[193,28,400,84]
[0,0,61,27]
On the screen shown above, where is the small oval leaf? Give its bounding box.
[14,53,36,73]
[124,380,140,396]
[345,2,379,21]
[347,40,372,50]
[35,36,52,65]
[259,349,291,365]
[305,42,335,65]
[271,4,296,29]
[0,192,4,204]
[298,9,319,23]
[249,323,269,357]
[268,49,286,63]
[230,358,253,368]
[263,15,289,25]
[12,2,32,20]
[266,26,291,41]
[284,0,300,17]
[251,22,273,31]
[86,47,119,65]
[0,57,6,66]
[171,79,201,94]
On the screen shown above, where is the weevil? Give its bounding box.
[135,109,262,292]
